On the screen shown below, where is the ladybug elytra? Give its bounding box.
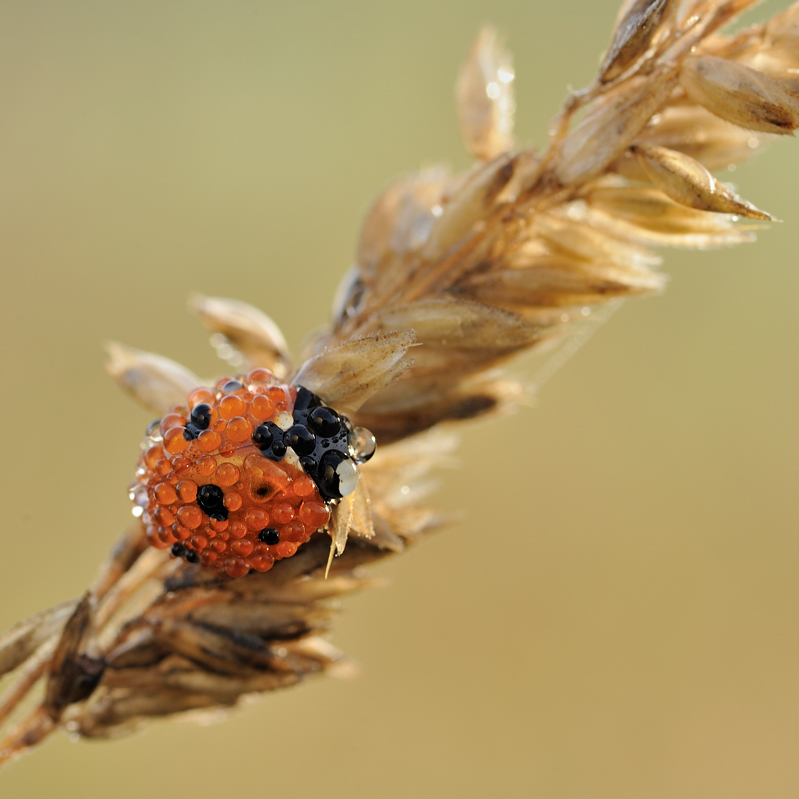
[130,368,374,578]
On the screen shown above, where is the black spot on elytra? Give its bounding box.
[283,424,316,456]
[172,542,199,563]
[197,484,228,521]
[258,527,280,545]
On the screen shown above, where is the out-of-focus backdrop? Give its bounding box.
[1,1,798,797]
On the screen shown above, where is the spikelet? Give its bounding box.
[2,0,798,767]
[632,143,772,218]
[358,168,450,273]
[556,69,679,185]
[104,343,202,415]
[456,26,516,160]
[292,330,416,415]
[419,154,516,260]
[619,105,768,174]
[600,0,670,82]
[680,54,799,134]
[583,186,757,247]
[460,256,665,311]
[190,295,293,378]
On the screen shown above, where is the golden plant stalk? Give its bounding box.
[1,0,797,767]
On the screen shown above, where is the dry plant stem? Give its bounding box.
[1,0,797,767]
[90,524,151,601]
[0,537,171,764]
[93,544,181,632]
[0,707,54,769]
[0,643,56,730]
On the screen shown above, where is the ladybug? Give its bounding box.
[130,368,376,578]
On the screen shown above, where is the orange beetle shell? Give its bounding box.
[131,369,331,578]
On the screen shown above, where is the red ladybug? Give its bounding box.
[130,368,372,578]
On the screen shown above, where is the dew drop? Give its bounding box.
[348,426,376,464]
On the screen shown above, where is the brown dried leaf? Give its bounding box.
[190,295,292,378]
[601,0,670,82]
[105,342,201,416]
[557,69,678,185]
[293,331,416,416]
[456,26,516,160]
[633,143,772,218]
[680,54,799,134]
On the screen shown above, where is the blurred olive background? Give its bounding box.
[1,1,798,797]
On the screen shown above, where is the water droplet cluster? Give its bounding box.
[131,369,347,578]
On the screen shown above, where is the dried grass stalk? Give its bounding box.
[2,0,797,767]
